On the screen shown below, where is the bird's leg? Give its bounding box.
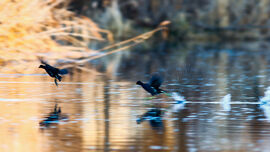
[164,92,172,97]
[144,96,157,100]
[54,79,58,86]
[56,75,62,82]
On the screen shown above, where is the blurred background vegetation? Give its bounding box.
[1,0,270,73]
[73,0,270,40]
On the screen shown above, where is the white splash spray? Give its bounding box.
[220,94,231,111]
[170,92,186,112]
[260,87,270,105]
[260,87,270,121]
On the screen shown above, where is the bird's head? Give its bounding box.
[39,65,45,69]
[136,81,143,85]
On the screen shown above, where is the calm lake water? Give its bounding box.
[1,42,270,152]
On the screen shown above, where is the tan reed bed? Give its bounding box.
[0,0,169,73]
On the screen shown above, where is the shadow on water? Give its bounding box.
[1,41,270,151]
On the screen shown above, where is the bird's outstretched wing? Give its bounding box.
[149,75,163,89]
[59,69,68,75]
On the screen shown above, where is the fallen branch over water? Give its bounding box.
[56,22,170,71]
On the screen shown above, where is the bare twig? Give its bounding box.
[61,26,169,67]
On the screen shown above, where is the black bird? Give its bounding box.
[39,60,68,86]
[136,75,165,96]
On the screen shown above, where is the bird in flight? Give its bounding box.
[39,59,68,86]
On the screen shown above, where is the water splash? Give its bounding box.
[171,92,185,102]
[220,94,231,111]
[170,92,186,112]
[260,87,270,105]
[259,87,270,121]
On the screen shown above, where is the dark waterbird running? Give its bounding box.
[136,75,165,96]
[39,60,68,86]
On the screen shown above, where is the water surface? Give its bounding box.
[1,42,270,152]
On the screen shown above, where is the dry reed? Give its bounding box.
[0,0,169,73]
[0,0,110,70]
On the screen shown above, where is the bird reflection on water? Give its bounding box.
[39,104,68,127]
[137,108,164,129]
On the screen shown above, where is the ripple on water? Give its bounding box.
[149,146,168,150]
